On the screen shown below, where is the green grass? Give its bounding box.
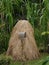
[10,53,49,65]
[0,53,49,65]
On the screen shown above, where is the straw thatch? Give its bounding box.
[7,20,40,61]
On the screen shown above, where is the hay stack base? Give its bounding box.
[7,20,40,61]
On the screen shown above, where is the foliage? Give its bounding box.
[0,0,49,53]
[0,1,49,65]
[0,54,13,65]
[0,30,10,54]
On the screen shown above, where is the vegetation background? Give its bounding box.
[0,0,49,65]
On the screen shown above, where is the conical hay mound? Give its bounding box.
[7,20,40,61]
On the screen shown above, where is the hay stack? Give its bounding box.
[7,20,40,61]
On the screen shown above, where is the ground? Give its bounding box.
[10,53,49,65]
[0,53,49,65]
